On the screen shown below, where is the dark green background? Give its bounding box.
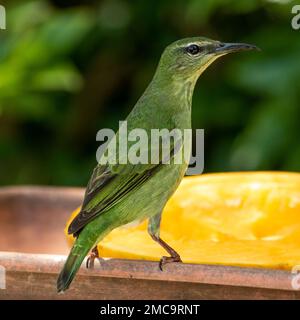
[0,0,299,186]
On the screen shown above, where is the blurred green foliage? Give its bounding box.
[0,0,299,186]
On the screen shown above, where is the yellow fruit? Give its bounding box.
[65,172,300,270]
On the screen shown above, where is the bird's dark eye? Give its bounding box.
[185,44,201,55]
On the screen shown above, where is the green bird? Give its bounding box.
[57,37,258,292]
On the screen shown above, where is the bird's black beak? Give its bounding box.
[213,42,260,55]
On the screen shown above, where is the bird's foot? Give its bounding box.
[86,246,102,269]
[149,233,183,271]
[159,254,182,271]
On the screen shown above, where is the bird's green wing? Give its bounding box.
[68,139,182,236]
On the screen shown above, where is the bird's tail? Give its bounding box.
[57,242,90,293]
[57,225,107,293]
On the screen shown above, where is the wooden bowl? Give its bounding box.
[0,186,299,300]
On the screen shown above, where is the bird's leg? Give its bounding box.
[86,246,102,269]
[148,212,182,271]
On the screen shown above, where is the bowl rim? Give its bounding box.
[0,251,295,291]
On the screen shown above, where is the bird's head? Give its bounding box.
[157,37,259,82]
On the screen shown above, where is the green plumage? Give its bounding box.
[57,37,258,292]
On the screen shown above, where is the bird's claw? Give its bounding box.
[159,255,182,271]
[86,255,95,269]
[86,247,102,269]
